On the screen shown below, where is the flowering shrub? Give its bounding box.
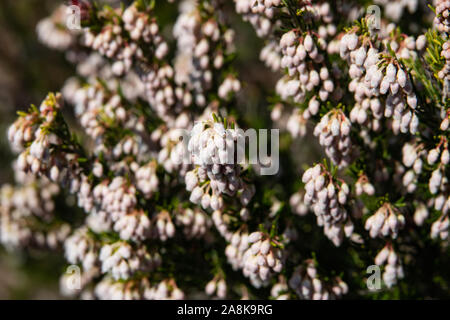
[1,0,449,299]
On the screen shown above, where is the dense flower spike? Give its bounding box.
[302,164,353,246]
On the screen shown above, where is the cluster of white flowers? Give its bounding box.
[2,0,449,301]
[8,94,89,197]
[62,53,147,104]
[302,164,353,246]
[78,2,198,125]
[355,174,376,196]
[83,3,168,76]
[286,108,308,138]
[94,277,150,300]
[440,41,450,81]
[175,207,212,239]
[36,5,77,51]
[86,209,113,234]
[151,210,176,241]
[289,191,309,216]
[375,244,404,288]
[401,137,450,240]
[205,276,227,299]
[174,3,237,105]
[185,118,255,211]
[260,40,283,71]
[429,192,449,239]
[72,82,146,153]
[428,138,450,167]
[71,177,161,244]
[262,2,351,143]
[0,173,70,250]
[8,96,56,154]
[99,241,161,280]
[346,41,385,131]
[218,76,242,100]
[236,1,337,150]
[144,279,185,300]
[111,136,143,160]
[277,31,338,104]
[70,174,145,242]
[134,161,159,198]
[225,228,250,270]
[374,0,421,22]
[275,1,346,128]
[241,231,283,285]
[341,30,421,134]
[224,228,285,288]
[402,141,427,193]
[365,203,406,239]
[141,64,190,123]
[434,0,450,33]
[65,227,99,271]
[431,208,449,239]
[158,128,190,174]
[314,109,352,168]
[91,177,137,221]
[113,209,152,241]
[251,0,281,12]
[413,202,429,226]
[289,260,348,300]
[234,0,277,37]
[94,277,184,300]
[429,163,448,197]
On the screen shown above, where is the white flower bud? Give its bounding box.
[427,149,439,165]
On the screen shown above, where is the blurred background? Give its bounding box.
[0,0,75,299]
